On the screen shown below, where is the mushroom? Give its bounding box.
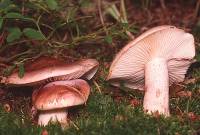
[107,26,195,116]
[1,56,98,127]
[32,79,90,127]
[1,57,99,86]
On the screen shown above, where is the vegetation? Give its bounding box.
[0,0,200,134]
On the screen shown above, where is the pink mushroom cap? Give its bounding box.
[2,57,99,86]
[32,79,90,110]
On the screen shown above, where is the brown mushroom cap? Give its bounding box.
[107,26,195,90]
[32,79,90,110]
[2,57,99,86]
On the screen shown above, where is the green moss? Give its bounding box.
[1,90,199,135]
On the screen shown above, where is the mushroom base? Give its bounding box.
[144,58,170,116]
[38,109,68,127]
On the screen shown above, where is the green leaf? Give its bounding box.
[4,12,24,19]
[105,4,120,21]
[45,0,58,10]
[0,17,3,29]
[2,65,16,76]
[105,3,126,23]
[80,0,92,8]
[6,27,22,43]
[23,28,45,40]
[18,63,25,78]
[0,0,12,9]
[104,35,113,44]
[129,28,138,34]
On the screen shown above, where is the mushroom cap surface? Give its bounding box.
[107,26,195,90]
[32,79,90,110]
[3,57,99,86]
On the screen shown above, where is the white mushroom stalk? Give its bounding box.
[38,109,68,127]
[107,25,195,116]
[144,58,169,116]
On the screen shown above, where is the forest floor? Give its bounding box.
[0,0,200,135]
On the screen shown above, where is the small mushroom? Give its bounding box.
[2,57,99,86]
[107,26,195,116]
[32,79,90,127]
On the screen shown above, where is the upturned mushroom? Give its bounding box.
[1,57,99,86]
[107,26,195,116]
[32,79,90,127]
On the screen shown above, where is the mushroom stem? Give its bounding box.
[38,109,68,127]
[143,58,170,116]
